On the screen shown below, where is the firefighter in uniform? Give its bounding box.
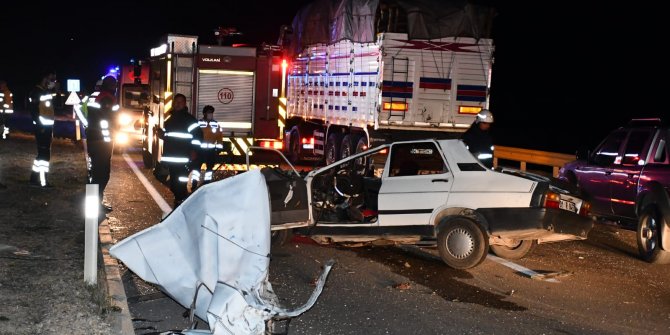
[155,93,202,207]
[191,105,223,189]
[0,80,14,139]
[461,109,495,169]
[84,75,118,212]
[28,71,57,188]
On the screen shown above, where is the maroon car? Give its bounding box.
[558,119,670,263]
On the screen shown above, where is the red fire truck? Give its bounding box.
[141,34,285,179]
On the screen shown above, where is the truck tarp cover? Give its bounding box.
[290,0,495,53]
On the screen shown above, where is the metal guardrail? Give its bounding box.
[493,146,575,177]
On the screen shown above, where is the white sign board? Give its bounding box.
[67,79,80,92]
[65,91,81,105]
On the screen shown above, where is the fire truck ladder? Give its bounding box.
[173,53,196,110]
[388,56,409,120]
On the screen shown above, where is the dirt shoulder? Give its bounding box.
[0,132,114,335]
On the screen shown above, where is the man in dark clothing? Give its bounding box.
[155,93,202,207]
[28,71,57,188]
[461,109,494,169]
[85,75,118,212]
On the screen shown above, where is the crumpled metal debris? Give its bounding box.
[111,169,333,335]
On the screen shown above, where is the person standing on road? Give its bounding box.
[28,71,57,188]
[461,109,495,169]
[155,93,202,207]
[84,75,119,212]
[0,80,14,140]
[192,105,223,189]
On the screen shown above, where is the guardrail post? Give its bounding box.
[84,184,99,285]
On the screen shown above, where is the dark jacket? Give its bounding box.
[160,107,202,164]
[461,122,493,156]
[29,85,54,126]
[85,90,117,142]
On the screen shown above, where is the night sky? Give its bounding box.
[1,1,664,154]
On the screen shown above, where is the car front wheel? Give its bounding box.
[637,206,670,264]
[437,218,488,269]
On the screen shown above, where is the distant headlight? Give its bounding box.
[118,113,133,126]
[115,132,129,145]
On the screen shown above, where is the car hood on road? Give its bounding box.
[110,169,333,335]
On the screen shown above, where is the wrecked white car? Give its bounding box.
[266,139,594,269]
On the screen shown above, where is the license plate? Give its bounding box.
[559,199,577,213]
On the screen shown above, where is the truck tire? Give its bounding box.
[142,149,153,169]
[325,132,343,165]
[340,134,361,159]
[355,136,368,154]
[637,206,670,264]
[288,129,301,164]
[437,217,488,269]
[490,240,536,260]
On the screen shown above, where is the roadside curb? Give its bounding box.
[99,219,135,334]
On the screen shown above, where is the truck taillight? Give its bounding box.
[543,191,561,209]
[383,102,408,111]
[301,137,315,149]
[458,106,482,115]
[260,141,283,150]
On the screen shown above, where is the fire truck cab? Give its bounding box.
[142,34,285,180]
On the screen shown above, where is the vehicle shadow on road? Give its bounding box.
[349,245,526,311]
[584,223,640,261]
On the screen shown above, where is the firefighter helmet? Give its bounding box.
[476,109,494,123]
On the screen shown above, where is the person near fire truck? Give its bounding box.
[28,71,57,188]
[84,75,118,212]
[0,80,14,140]
[191,105,223,189]
[461,109,495,169]
[155,93,203,207]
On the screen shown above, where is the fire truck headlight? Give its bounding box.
[118,113,133,126]
[115,132,129,145]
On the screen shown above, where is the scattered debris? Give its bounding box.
[392,282,411,290]
[13,249,31,256]
[404,262,411,268]
[530,271,574,281]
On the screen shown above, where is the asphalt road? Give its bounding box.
[105,149,670,335]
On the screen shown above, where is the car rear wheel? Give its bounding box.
[490,240,536,260]
[637,206,670,264]
[437,218,488,269]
